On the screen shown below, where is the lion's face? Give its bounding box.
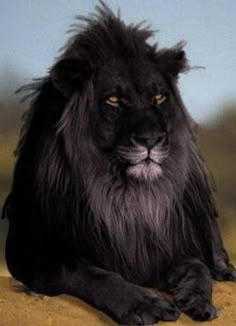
[51,19,190,183]
[89,57,179,181]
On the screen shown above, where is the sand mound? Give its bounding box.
[0,276,236,326]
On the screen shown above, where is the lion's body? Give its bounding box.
[2,3,236,324]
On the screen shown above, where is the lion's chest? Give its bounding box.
[83,180,179,283]
[85,190,173,284]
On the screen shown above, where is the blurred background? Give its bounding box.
[0,0,235,275]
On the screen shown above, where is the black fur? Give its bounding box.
[3,2,236,324]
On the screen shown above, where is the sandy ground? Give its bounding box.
[0,276,236,326]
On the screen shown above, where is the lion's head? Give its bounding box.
[50,4,193,187]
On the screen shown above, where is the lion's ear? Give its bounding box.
[50,58,93,97]
[156,41,189,78]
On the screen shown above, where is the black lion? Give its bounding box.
[2,2,236,324]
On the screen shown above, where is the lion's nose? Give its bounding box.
[131,132,166,149]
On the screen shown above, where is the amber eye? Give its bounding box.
[105,96,120,107]
[153,93,167,105]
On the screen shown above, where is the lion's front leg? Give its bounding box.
[167,258,218,321]
[26,262,180,325]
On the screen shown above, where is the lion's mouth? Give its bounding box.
[117,145,168,180]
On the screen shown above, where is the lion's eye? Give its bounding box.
[105,96,120,107]
[153,94,167,105]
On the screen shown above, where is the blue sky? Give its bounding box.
[0,0,236,122]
